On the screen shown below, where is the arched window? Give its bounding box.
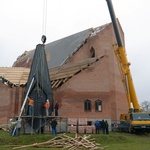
[90,47,95,58]
[95,99,102,111]
[84,99,91,111]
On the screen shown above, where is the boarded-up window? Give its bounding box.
[84,99,91,111]
[95,99,102,111]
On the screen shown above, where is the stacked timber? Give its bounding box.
[13,133,108,150]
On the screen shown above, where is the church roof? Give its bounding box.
[0,56,104,88]
[13,24,107,69]
[1,24,109,88]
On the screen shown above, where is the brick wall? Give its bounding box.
[54,24,128,121]
[0,83,24,124]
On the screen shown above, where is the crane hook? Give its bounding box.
[41,35,46,44]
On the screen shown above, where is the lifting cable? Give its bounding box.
[41,0,47,44]
[37,0,48,95]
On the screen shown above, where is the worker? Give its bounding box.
[28,97,34,116]
[94,120,100,134]
[16,119,22,136]
[10,119,16,136]
[51,118,57,135]
[105,120,109,134]
[54,101,59,116]
[101,120,106,134]
[44,99,50,117]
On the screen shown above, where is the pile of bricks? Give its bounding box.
[78,118,87,134]
[78,125,85,134]
[85,125,95,134]
[68,118,77,133]
[68,118,95,134]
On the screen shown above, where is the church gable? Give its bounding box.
[13,24,108,69]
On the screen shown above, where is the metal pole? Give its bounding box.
[12,75,35,136]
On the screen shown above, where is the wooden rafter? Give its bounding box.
[0,56,104,88]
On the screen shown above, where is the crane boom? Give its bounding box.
[105,0,150,133]
[106,0,140,111]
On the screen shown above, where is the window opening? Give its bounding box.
[95,99,102,111]
[84,99,91,111]
[90,47,95,58]
[87,121,92,125]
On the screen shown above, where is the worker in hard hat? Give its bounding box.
[28,97,34,116]
[44,99,50,117]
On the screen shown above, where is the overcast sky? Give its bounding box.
[0,0,150,104]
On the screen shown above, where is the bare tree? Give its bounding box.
[141,101,150,112]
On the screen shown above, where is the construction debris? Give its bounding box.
[13,133,108,150]
[0,124,10,132]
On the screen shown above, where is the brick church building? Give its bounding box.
[0,21,128,128]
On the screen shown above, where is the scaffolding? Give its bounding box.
[8,116,68,135]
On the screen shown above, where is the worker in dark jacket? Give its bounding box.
[51,118,57,135]
[54,101,59,116]
[101,120,106,134]
[105,120,109,134]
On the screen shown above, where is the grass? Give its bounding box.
[0,130,150,150]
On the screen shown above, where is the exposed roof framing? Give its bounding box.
[0,56,104,88]
[50,56,103,88]
[0,67,29,86]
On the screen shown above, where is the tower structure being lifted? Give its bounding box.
[24,43,53,133]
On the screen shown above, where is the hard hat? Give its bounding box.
[47,99,49,101]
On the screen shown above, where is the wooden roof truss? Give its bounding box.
[0,56,104,88]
